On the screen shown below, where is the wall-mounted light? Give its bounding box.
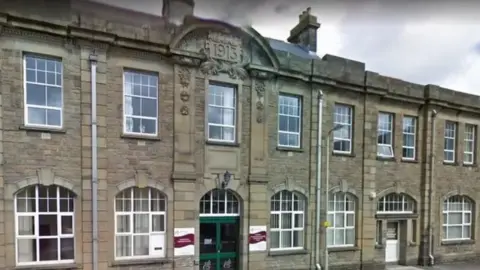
[216,171,232,189]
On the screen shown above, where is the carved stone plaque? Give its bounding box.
[205,32,242,63]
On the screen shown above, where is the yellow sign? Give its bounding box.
[323,221,330,228]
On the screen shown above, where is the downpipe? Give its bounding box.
[89,53,99,270]
[428,109,437,266]
[315,91,324,270]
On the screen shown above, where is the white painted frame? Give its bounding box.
[463,124,475,165]
[377,193,415,214]
[206,83,237,143]
[23,54,64,129]
[327,192,355,247]
[402,116,416,160]
[442,196,472,241]
[377,112,394,157]
[14,185,75,266]
[277,94,302,148]
[199,189,240,217]
[122,69,159,137]
[114,187,167,260]
[332,104,353,154]
[444,121,456,163]
[269,190,305,251]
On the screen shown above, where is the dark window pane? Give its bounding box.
[36,59,46,70]
[61,216,73,234]
[39,215,58,236]
[141,98,156,117]
[46,72,56,85]
[26,69,36,82]
[46,86,62,107]
[46,60,56,72]
[26,57,35,69]
[60,238,74,260]
[46,109,61,126]
[36,71,46,83]
[141,119,156,134]
[39,238,58,261]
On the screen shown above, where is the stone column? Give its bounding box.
[80,44,109,270]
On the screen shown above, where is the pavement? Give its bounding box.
[386,263,480,270]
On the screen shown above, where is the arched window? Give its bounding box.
[377,193,415,214]
[200,189,239,216]
[270,190,305,250]
[442,195,473,241]
[115,187,166,259]
[15,185,75,265]
[327,192,355,247]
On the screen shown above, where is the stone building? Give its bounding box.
[0,0,479,270]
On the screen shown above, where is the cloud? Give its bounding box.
[90,0,480,94]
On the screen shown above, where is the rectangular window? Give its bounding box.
[333,104,353,153]
[377,112,394,157]
[24,55,63,128]
[375,220,383,245]
[278,94,302,148]
[402,116,416,160]
[207,83,236,142]
[123,70,158,136]
[464,124,476,164]
[444,121,456,163]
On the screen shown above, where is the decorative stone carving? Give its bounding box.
[180,91,190,102]
[180,105,189,115]
[254,80,266,123]
[178,68,191,88]
[171,55,202,67]
[199,32,249,80]
[250,70,273,80]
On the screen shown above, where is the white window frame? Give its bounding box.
[464,124,475,165]
[207,82,237,143]
[199,189,240,217]
[377,193,415,214]
[269,190,305,251]
[23,54,63,129]
[442,196,472,241]
[14,185,75,266]
[327,192,355,247]
[333,104,353,153]
[377,112,394,157]
[444,121,456,163]
[278,94,302,148]
[402,116,416,160]
[114,187,167,260]
[123,70,159,136]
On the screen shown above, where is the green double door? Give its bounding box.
[199,216,239,270]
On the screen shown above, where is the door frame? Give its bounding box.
[199,216,240,269]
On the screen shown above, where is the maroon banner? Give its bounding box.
[174,233,194,248]
[248,230,266,244]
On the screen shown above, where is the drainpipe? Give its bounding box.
[315,90,324,270]
[89,52,99,270]
[427,109,437,266]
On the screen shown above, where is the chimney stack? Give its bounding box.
[162,0,195,25]
[287,7,320,52]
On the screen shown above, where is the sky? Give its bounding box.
[92,0,480,95]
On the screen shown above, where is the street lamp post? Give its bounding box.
[324,124,345,270]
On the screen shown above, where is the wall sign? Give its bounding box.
[174,227,195,256]
[248,225,267,251]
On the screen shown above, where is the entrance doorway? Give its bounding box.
[385,221,399,263]
[199,189,240,270]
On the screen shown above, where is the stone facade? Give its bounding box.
[0,1,479,270]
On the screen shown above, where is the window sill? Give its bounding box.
[276,146,304,152]
[462,162,477,167]
[206,140,240,147]
[376,156,396,162]
[441,239,475,246]
[332,151,355,158]
[401,158,418,164]
[111,258,172,267]
[19,125,66,134]
[268,249,308,257]
[15,263,81,270]
[443,161,458,166]
[121,133,161,141]
[328,246,359,252]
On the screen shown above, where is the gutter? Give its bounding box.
[89,52,99,270]
[428,109,437,265]
[315,90,324,270]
